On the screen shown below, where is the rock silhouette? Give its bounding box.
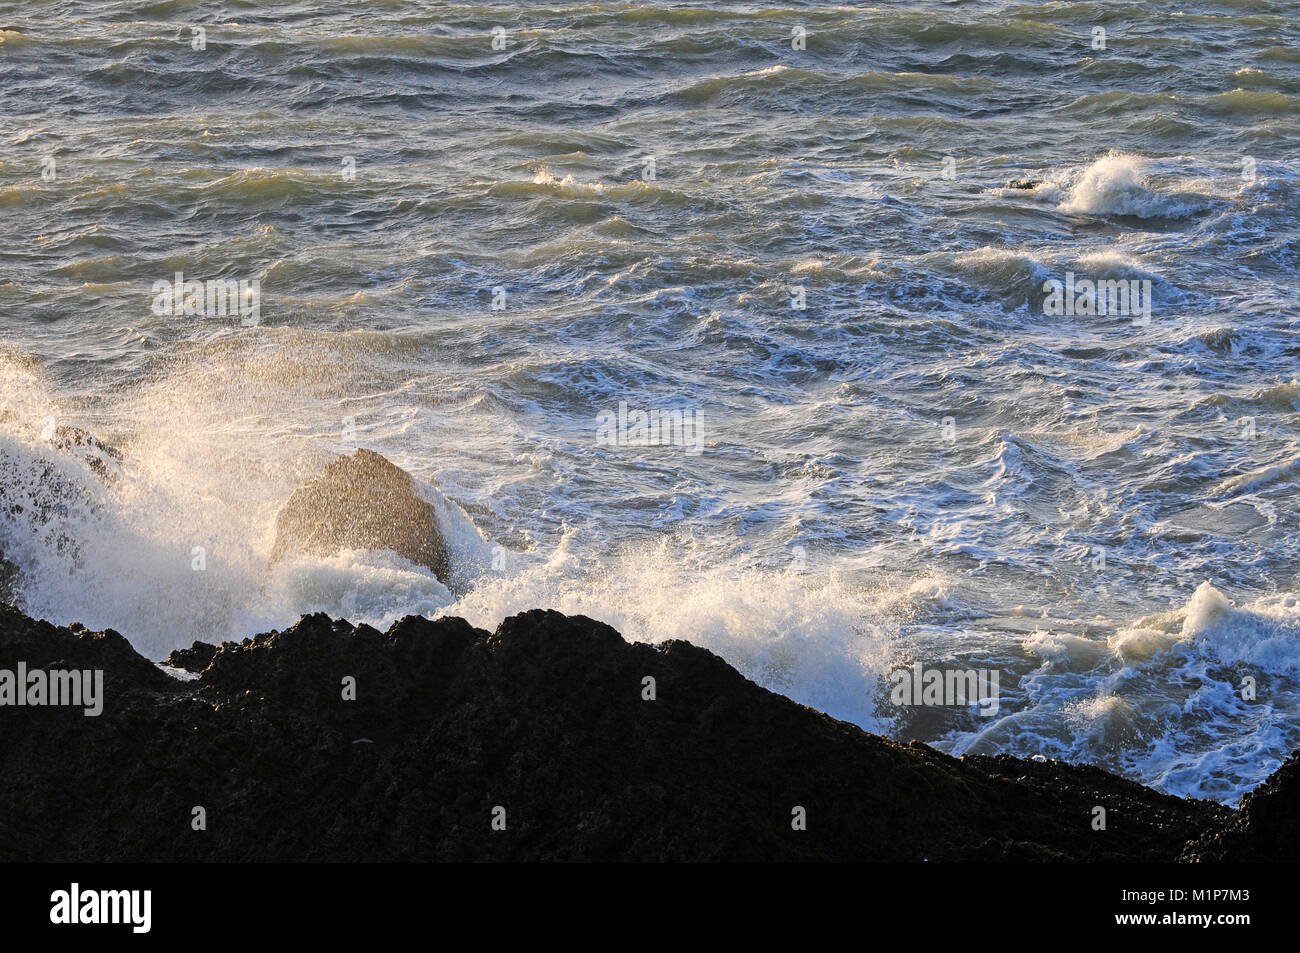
[1,601,1280,862]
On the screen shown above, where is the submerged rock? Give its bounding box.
[0,420,121,604]
[0,602,1257,862]
[0,553,18,605]
[270,448,450,583]
[48,424,122,481]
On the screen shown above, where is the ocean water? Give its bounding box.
[1,0,1299,805]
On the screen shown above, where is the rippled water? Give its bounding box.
[2,1,1299,803]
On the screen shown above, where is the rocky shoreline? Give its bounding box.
[0,600,1292,862]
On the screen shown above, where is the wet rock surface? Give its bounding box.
[0,601,1283,862]
[1180,751,1300,862]
[0,420,122,604]
[269,448,450,583]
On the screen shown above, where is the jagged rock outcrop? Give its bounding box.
[0,602,1263,862]
[1180,753,1300,862]
[0,420,121,604]
[270,448,450,583]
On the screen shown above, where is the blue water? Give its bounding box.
[2,1,1299,803]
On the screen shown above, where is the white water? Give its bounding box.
[3,1,1299,804]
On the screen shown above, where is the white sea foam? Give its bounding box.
[950,581,1300,803]
[1038,153,1215,219]
[438,531,898,730]
[2,4,1298,814]
[0,357,899,730]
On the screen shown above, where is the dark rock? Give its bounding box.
[0,456,91,607]
[0,420,121,603]
[1180,752,1300,861]
[0,603,174,698]
[0,601,1254,862]
[0,552,19,605]
[49,424,122,481]
[166,641,219,673]
[1007,178,1041,190]
[270,449,449,583]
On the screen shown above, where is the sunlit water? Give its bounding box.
[2,1,1299,804]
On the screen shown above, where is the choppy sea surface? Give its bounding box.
[2,1,1299,804]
